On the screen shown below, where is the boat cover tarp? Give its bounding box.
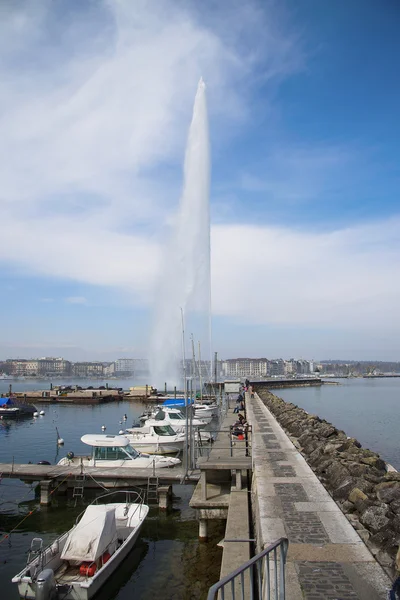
[162,398,192,407]
[61,505,117,562]
[0,398,14,406]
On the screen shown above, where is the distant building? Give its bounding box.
[38,357,71,376]
[103,363,116,377]
[115,358,134,377]
[72,362,104,377]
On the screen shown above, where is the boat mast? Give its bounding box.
[181,308,188,481]
[198,341,203,403]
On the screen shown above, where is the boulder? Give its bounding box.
[396,546,400,571]
[360,456,387,472]
[348,487,368,504]
[325,462,351,489]
[376,482,400,504]
[342,500,355,513]
[360,505,390,533]
[390,499,400,515]
[346,462,370,478]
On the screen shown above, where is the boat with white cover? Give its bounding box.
[57,434,181,469]
[12,490,149,600]
[123,419,185,455]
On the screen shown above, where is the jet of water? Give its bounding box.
[149,78,211,388]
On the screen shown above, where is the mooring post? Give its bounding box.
[158,485,172,510]
[145,384,148,398]
[174,386,177,399]
[199,519,208,542]
[164,382,167,394]
[40,480,53,506]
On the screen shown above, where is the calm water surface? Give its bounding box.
[0,381,224,600]
[276,377,400,470]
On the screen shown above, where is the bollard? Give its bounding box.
[40,480,53,506]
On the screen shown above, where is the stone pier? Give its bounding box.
[247,393,392,599]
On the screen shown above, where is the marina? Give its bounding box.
[1,384,399,598]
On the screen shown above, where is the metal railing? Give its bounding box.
[206,538,289,600]
[194,425,252,461]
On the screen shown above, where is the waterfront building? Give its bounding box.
[115,358,135,376]
[72,361,104,377]
[38,357,71,376]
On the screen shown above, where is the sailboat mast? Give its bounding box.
[198,341,203,402]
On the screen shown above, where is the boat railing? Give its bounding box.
[75,489,146,524]
[206,537,289,600]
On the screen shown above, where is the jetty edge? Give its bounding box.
[255,387,400,579]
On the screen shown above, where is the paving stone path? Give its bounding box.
[247,393,391,599]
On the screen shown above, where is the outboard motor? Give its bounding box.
[36,569,57,600]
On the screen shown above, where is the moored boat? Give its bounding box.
[0,396,37,418]
[124,419,185,455]
[12,490,149,600]
[57,434,181,469]
[140,406,208,431]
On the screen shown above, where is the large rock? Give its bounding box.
[376,482,400,504]
[348,487,368,504]
[360,505,390,533]
[360,456,387,471]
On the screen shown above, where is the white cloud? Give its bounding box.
[211,218,400,332]
[2,1,399,348]
[0,0,300,300]
[65,296,88,305]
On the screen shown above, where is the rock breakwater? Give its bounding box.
[256,389,400,575]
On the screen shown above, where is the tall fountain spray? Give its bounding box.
[150,78,211,388]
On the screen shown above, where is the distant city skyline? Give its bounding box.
[1,2,400,361]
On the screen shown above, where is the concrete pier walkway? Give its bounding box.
[247,393,391,599]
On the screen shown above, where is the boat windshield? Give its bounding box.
[168,412,184,420]
[124,444,140,459]
[153,425,176,436]
[93,445,140,460]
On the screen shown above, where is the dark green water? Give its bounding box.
[0,394,224,599]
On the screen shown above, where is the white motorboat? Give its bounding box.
[140,406,207,432]
[124,420,185,455]
[12,490,149,600]
[57,434,181,469]
[193,403,218,420]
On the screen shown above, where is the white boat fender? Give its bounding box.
[33,412,39,418]
[35,568,56,600]
[119,430,124,435]
[50,540,59,556]
[40,410,45,416]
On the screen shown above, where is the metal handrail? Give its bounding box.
[206,538,288,600]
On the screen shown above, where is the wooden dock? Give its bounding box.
[0,462,200,504]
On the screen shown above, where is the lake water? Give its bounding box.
[1,376,399,599]
[0,382,224,600]
[276,377,400,470]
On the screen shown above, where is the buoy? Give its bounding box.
[101,425,106,431]
[118,430,124,435]
[33,412,39,417]
[123,414,127,420]
[39,410,45,416]
[56,426,64,445]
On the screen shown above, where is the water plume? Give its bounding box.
[149,78,211,388]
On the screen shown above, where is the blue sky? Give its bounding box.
[1,0,400,362]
